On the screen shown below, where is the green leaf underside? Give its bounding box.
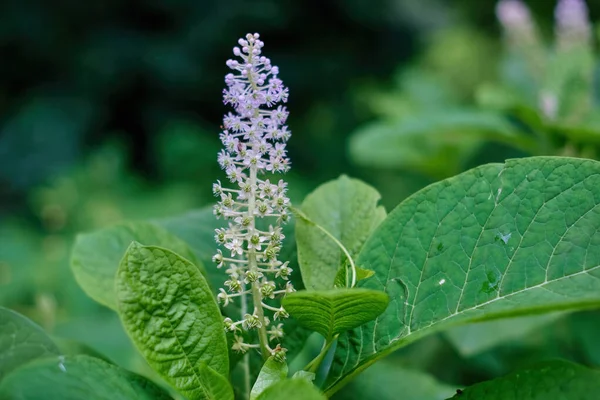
[0,354,171,400]
[116,243,232,400]
[283,289,389,340]
[0,307,60,379]
[71,221,201,310]
[296,175,386,290]
[326,157,600,395]
[250,357,288,400]
[256,378,326,400]
[449,360,600,399]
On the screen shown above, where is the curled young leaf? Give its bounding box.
[283,289,389,341]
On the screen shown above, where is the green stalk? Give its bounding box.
[248,165,271,360]
[304,336,336,374]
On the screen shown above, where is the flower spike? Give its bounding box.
[214,33,293,359]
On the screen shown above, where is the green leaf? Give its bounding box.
[325,157,600,395]
[292,370,315,382]
[348,110,537,178]
[116,242,232,400]
[444,313,564,357]
[71,221,202,310]
[256,378,326,400]
[333,264,375,289]
[449,360,600,399]
[0,354,171,399]
[336,360,456,400]
[250,357,288,400]
[296,175,386,290]
[283,289,389,341]
[0,307,60,379]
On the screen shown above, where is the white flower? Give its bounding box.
[267,323,285,341]
[217,289,230,306]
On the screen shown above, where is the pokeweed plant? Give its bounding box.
[3,32,600,400]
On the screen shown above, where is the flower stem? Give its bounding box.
[240,281,250,397]
[248,165,271,360]
[304,336,336,373]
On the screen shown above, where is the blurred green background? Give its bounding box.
[1,0,600,398]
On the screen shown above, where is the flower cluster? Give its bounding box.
[213,33,294,357]
[496,0,537,44]
[555,0,592,49]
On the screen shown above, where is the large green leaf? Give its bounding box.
[71,221,201,310]
[449,360,600,399]
[250,356,288,400]
[283,289,389,341]
[348,110,537,178]
[0,354,171,399]
[116,243,232,400]
[0,307,60,379]
[256,378,326,400]
[325,157,600,395]
[296,175,386,290]
[334,360,456,400]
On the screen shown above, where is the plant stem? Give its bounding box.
[248,165,271,360]
[240,281,251,397]
[304,336,336,374]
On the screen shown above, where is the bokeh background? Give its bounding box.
[1,0,600,398]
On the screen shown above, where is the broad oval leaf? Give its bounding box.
[0,354,172,400]
[296,175,386,290]
[449,360,600,399]
[0,307,60,379]
[326,157,600,395]
[256,378,326,400]
[283,289,389,341]
[250,356,288,400]
[116,243,232,400]
[71,221,202,310]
